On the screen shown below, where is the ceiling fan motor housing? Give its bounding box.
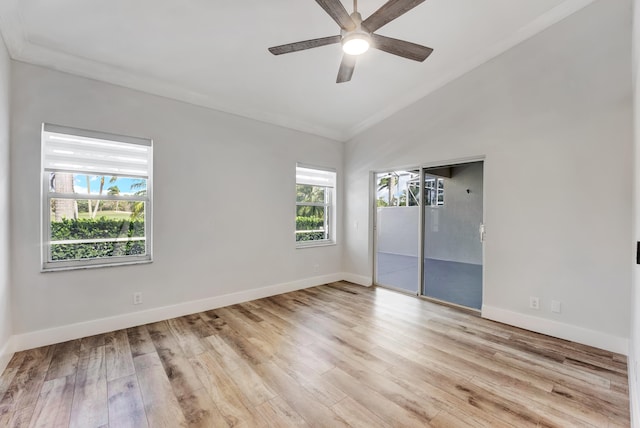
[341,12,372,55]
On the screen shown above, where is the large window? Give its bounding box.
[296,165,336,247]
[41,124,153,270]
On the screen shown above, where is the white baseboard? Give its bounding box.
[6,275,630,361]
[482,305,629,355]
[0,336,14,376]
[340,272,372,286]
[11,273,343,352]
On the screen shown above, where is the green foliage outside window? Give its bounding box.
[295,215,326,242]
[296,183,330,242]
[50,217,145,261]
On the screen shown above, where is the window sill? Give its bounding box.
[41,258,152,272]
[296,240,336,249]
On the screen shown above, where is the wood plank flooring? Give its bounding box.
[0,282,630,427]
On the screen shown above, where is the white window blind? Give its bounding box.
[42,123,151,178]
[296,166,336,187]
[41,123,153,271]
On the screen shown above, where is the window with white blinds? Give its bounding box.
[41,124,153,270]
[296,164,336,247]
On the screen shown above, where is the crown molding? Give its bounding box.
[11,42,348,142]
[0,0,595,143]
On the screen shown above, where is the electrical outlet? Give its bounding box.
[133,292,142,305]
[529,296,540,310]
[313,264,320,273]
[551,300,561,313]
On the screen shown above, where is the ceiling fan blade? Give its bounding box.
[371,33,433,62]
[268,35,342,55]
[315,0,356,31]
[337,54,356,83]
[362,0,426,32]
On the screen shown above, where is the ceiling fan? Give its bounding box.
[268,0,433,83]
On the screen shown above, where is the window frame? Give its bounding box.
[424,177,445,207]
[295,164,336,248]
[41,123,153,271]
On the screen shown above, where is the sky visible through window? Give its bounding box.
[72,175,143,195]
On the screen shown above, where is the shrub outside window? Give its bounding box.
[296,165,336,247]
[41,124,153,270]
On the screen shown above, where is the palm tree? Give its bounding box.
[52,173,77,220]
[87,176,118,218]
[296,185,326,218]
[84,176,117,218]
[129,179,147,220]
[85,175,93,217]
[377,174,399,206]
[108,185,120,211]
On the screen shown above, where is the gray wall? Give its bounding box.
[424,162,483,265]
[0,35,11,368]
[630,0,640,424]
[10,62,344,337]
[344,0,632,350]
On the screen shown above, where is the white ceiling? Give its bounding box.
[0,0,595,141]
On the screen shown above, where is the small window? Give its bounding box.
[296,165,336,247]
[41,124,153,270]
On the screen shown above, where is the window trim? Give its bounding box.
[295,164,336,248]
[41,123,153,271]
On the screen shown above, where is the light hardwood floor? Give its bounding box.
[0,282,630,427]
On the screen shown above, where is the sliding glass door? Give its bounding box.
[374,170,420,294]
[374,161,484,310]
[422,162,484,309]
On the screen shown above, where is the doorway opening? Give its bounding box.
[373,161,484,310]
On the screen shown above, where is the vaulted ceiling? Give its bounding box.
[0,0,594,140]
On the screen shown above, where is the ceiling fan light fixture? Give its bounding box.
[268,0,433,83]
[342,32,371,56]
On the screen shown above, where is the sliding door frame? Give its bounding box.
[418,167,425,296]
[373,155,486,310]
